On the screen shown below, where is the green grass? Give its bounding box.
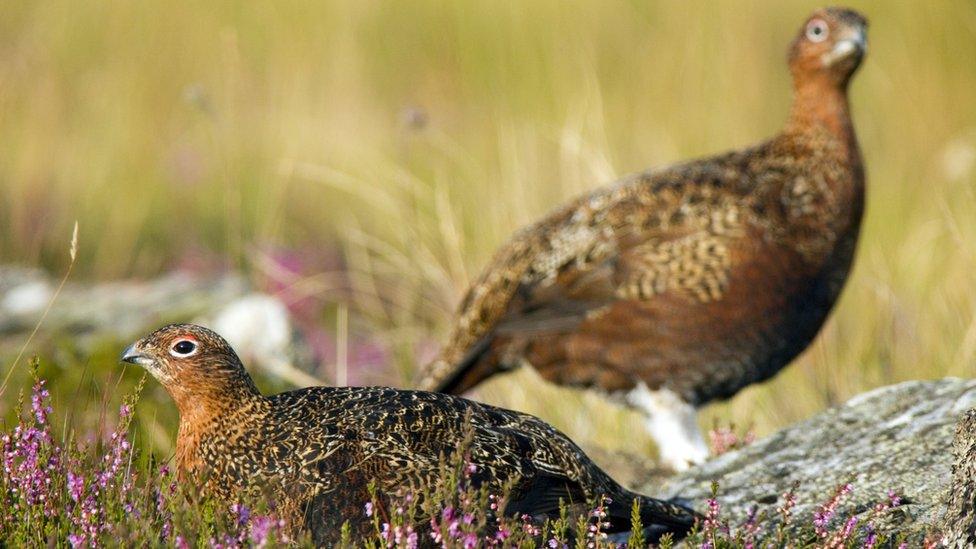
[1,0,975,460]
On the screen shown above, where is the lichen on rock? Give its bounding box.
[651,378,976,542]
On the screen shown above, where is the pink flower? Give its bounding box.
[249,515,287,547]
[67,471,84,503]
[813,483,854,537]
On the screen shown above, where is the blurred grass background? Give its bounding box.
[1,0,975,461]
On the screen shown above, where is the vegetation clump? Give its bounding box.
[0,363,926,547]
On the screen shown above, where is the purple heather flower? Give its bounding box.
[231,503,251,528]
[863,528,878,548]
[31,381,53,424]
[813,483,853,537]
[520,516,541,537]
[740,504,762,546]
[67,471,84,503]
[778,483,799,528]
[886,490,902,509]
[2,380,62,520]
[249,515,287,547]
[448,518,462,538]
[701,495,722,538]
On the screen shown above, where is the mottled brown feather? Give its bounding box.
[122,324,699,545]
[420,8,868,407]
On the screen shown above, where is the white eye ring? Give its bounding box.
[170,339,199,358]
[806,19,829,43]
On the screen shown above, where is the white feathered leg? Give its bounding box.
[626,383,709,471]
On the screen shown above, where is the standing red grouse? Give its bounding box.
[420,7,868,470]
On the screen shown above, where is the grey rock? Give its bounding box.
[0,267,319,383]
[651,378,976,543]
[942,409,976,547]
[0,266,249,342]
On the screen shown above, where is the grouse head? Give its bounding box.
[121,324,261,415]
[789,7,868,88]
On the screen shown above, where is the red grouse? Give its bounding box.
[121,324,698,544]
[420,8,868,471]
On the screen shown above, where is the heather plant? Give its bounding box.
[2,3,975,517]
[0,361,292,548]
[679,481,920,549]
[345,419,689,548]
[1,374,63,545]
[0,366,935,548]
[708,423,757,457]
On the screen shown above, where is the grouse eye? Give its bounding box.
[806,19,829,43]
[170,339,198,357]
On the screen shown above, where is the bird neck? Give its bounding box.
[168,377,263,437]
[171,382,264,476]
[782,75,865,248]
[785,77,856,147]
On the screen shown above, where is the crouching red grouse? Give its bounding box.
[122,324,698,544]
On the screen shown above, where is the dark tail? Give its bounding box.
[604,494,700,545]
[424,335,512,394]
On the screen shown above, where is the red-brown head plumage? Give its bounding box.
[785,7,868,140]
[122,324,261,423]
[789,7,868,89]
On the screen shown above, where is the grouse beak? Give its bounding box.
[822,27,867,66]
[120,342,153,366]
